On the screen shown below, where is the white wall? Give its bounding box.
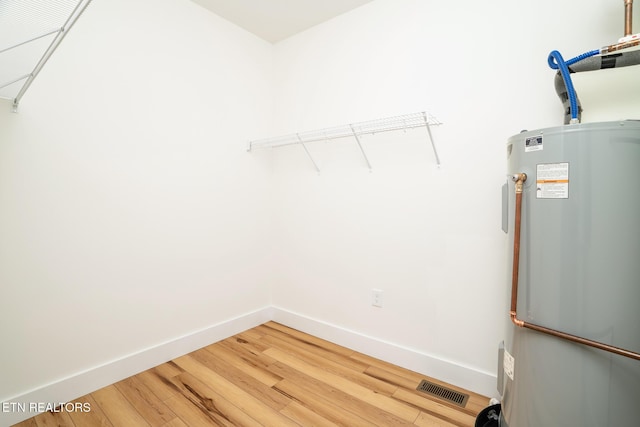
[1,0,639,421]
[0,0,275,414]
[270,0,640,395]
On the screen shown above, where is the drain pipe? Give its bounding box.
[509,173,640,361]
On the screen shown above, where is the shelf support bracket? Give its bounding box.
[297,134,320,173]
[0,28,62,55]
[349,124,372,171]
[422,112,441,166]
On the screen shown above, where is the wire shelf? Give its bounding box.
[0,0,93,111]
[248,112,442,171]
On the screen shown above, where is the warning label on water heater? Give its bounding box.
[525,135,543,152]
[536,162,569,199]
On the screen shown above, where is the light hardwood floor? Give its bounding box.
[13,322,488,426]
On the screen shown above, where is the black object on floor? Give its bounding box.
[475,403,501,427]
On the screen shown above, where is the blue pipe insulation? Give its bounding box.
[547,49,599,122]
[548,49,600,68]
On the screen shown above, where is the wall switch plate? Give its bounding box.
[372,289,383,307]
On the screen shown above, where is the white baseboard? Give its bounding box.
[2,305,497,426]
[1,307,273,426]
[271,306,498,398]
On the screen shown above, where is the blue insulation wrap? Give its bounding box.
[547,49,599,123]
[547,50,578,122]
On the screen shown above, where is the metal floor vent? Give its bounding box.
[416,380,469,407]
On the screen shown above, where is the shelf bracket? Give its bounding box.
[297,134,321,173]
[422,112,441,166]
[349,124,372,171]
[0,28,63,55]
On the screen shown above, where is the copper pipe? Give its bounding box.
[601,38,640,54]
[625,0,634,36]
[601,0,638,53]
[509,174,527,327]
[509,173,640,361]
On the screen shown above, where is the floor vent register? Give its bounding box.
[416,379,469,408]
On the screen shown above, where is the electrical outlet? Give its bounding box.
[372,289,383,307]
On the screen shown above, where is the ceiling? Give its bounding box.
[190,0,374,43]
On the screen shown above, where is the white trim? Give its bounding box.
[1,306,273,426]
[2,305,498,425]
[271,306,498,398]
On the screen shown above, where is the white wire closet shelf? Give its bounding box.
[0,0,92,111]
[248,112,442,172]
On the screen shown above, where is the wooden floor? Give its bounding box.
[13,322,488,427]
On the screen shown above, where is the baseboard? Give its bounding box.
[2,305,497,425]
[1,306,273,426]
[271,306,498,398]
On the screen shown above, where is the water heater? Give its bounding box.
[499,121,640,426]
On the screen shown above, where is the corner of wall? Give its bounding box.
[270,306,498,398]
[0,307,273,426]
